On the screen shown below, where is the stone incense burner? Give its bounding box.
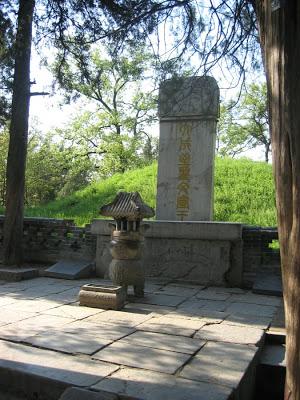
[100,191,155,297]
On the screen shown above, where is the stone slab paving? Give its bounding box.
[225,302,277,317]
[120,330,206,354]
[0,339,119,387]
[137,315,207,337]
[124,302,174,315]
[0,277,284,400]
[0,313,75,341]
[229,293,282,306]
[92,341,191,374]
[223,313,273,329]
[195,323,265,345]
[155,284,201,297]
[24,321,134,355]
[195,290,231,301]
[131,293,186,307]
[84,310,152,328]
[92,367,233,400]
[42,303,106,319]
[180,341,258,389]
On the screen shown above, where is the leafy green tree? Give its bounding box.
[51,45,158,172]
[25,130,94,204]
[0,1,14,127]
[217,83,270,162]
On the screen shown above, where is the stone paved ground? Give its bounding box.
[0,277,283,400]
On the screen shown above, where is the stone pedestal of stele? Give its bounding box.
[156,76,219,221]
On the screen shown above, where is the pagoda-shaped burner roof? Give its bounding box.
[100,191,155,221]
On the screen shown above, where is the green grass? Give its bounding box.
[19,157,276,226]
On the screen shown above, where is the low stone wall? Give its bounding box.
[242,226,280,287]
[0,216,96,263]
[91,220,244,287]
[0,216,279,288]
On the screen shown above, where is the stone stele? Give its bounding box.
[156,76,220,221]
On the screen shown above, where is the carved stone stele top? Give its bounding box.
[159,76,219,120]
[100,191,155,221]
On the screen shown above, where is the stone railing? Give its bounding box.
[0,216,279,288]
[0,216,96,263]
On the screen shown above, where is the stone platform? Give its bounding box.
[0,277,283,400]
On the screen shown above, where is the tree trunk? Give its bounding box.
[254,1,300,399]
[3,0,35,266]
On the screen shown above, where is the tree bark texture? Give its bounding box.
[3,0,35,265]
[254,1,300,399]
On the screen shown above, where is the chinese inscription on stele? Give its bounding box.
[176,122,192,220]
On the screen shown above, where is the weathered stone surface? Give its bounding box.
[156,77,219,221]
[79,284,126,310]
[133,293,186,307]
[229,293,281,307]
[124,302,174,315]
[145,239,232,285]
[206,286,246,294]
[93,367,232,400]
[85,310,152,328]
[51,319,134,340]
[225,302,277,317]
[195,290,231,301]
[195,323,265,345]
[121,331,206,354]
[179,299,229,313]
[223,313,272,329]
[166,309,225,324]
[92,341,191,374]
[180,341,258,389]
[59,387,119,400]
[156,284,201,297]
[0,339,119,387]
[0,309,38,325]
[137,315,206,337]
[0,314,75,341]
[44,260,94,280]
[92,219,243,287]
[43,304,105,319]
[3,298,63,313]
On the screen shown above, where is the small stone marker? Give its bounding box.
[44,259,94,279]
[79,284,126,310]
[156,76,219,221]
[0,267,39,282]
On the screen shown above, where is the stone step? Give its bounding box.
[254,343,286,400]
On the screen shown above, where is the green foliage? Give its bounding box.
[50,44,158,175]
[218,83,270,162]
[26,163,158,226]
[25,158,277,227]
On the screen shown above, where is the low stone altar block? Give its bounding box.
[44,259,94,279]
[79,284,126,310]
[156,76,220,221]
